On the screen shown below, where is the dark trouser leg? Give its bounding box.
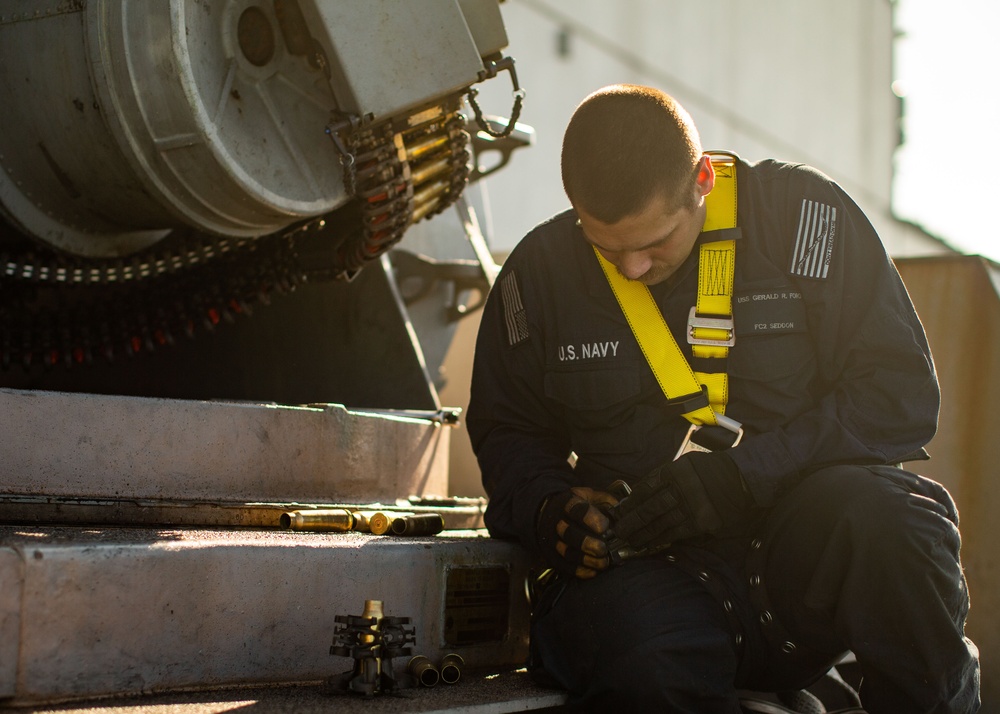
[532,556,744,713]
[759,465,980,714]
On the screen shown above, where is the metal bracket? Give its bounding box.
[390,249,491,320]
[468,115,535,183]
[347,406,462,427]
[674,420,744,460]
[687,306,735,347]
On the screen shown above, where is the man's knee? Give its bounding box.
[761,465,978,713]
[780,465,958,545]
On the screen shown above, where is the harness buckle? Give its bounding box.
[687,307,735,347]
[674,417,744,460]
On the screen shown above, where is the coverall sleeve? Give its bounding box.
[466,255,576,552]
[729,165,940,506]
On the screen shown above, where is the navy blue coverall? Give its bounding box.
[467,157,981,712]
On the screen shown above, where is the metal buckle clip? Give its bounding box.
[674,417,744,460]
[687,307,735,347]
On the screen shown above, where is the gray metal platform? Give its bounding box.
[0,526,535,707]
[0,388,452,506]
[14,672,568,714]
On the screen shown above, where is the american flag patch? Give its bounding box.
[500,272,529,345]
[790,199,837,279]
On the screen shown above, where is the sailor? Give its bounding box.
[467,84,980,712]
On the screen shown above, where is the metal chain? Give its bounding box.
[466,87,523,139]
[465,55,525,139]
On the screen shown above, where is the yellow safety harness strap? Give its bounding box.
[594,154,739,427]
[690,158,738,360]
[595,249,719,426]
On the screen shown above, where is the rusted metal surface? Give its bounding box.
[0,547,22,698]
[896,254,1000,709]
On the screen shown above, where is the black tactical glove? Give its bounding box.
[535,487,617,579]
[612,450,752,551]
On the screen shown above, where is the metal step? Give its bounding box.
[0,526,534,706]
[0,387,453,507]
[18,673,569,714]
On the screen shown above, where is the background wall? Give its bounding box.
[470,0,951,256]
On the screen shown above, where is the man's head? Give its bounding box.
[561,85,714,285]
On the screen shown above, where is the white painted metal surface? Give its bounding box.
[0,0,507,256]
[0,528,531,705]
[300,0,490,120]
[0,1,337,254]
[0,388,450,504]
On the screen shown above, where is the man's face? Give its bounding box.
[576,187,708,286]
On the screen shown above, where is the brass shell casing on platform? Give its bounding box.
[280,509,354,532]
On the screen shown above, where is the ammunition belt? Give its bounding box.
[0,110,470,369]
[0,227,310,368]
[335,107,470,276]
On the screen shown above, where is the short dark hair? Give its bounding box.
[561,85,703,223]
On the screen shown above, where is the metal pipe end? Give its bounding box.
[407,655,439,687]
[390,512,444,536]
[439,653,464,684]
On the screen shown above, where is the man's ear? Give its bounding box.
[695,154,715,197]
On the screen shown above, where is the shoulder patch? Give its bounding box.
[499,271,529,345]
[790,198,837,279]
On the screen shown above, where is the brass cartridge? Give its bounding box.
[367,511,395,535]
[407,655,439,687]
[439,653,464,684]
[280,508,354,532]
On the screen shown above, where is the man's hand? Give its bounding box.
[613,451,752,550]
[535,487,618,579]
